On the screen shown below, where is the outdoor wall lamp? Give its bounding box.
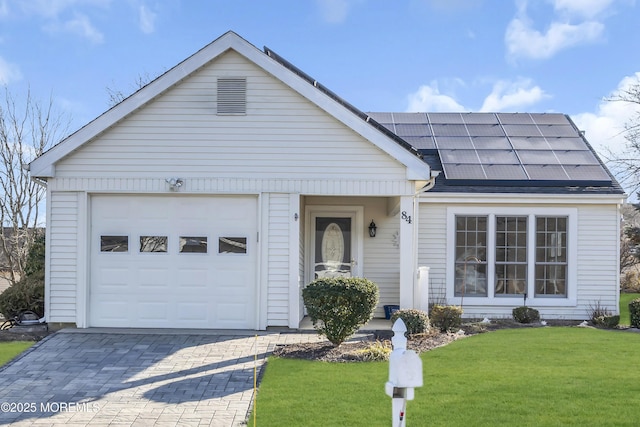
[368,220,377,238]
[166,177,184,191]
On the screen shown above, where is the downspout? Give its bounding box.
[412,170,440,310]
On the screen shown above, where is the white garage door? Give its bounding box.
[89,195,258,329]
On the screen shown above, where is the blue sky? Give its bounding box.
[1,0,639,189]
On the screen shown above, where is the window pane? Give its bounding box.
[101,236,128,252]
[454,215,487,297]
[535,217,568,297]
[179,236,207,253]
[219,237,247,254]
[495,216,527,295]
[140,236,167,253]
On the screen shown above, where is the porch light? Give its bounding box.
[368,220,377,238]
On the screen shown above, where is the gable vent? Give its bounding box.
[217,77,247,115]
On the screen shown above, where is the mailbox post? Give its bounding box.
[385,319,423,427]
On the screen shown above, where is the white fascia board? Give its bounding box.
[420,192,627,205]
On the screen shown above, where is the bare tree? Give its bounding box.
[605,78,640,194]
[106,71,158,107]
[0,87,69,285]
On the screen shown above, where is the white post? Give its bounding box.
[417,266,430,312]
[385,319,423,427]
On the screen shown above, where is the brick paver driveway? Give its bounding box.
[0,329,321,426]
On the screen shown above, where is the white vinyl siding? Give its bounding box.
[47,191,80,323]
[54,51,408,183]
[419,200,620,320]
[266,193,291,326]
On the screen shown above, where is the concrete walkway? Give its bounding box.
[0,329,323,426]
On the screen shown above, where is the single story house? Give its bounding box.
[28,31,625,329]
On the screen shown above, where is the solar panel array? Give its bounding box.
[367,112,611,183]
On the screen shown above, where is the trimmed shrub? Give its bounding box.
[630,298,640,328]
[357,340,392,361]
[302,277,379,346]
[512,306,540,324]
[390,309,430,335]
[0,233,45,319]
[430,305,463,332]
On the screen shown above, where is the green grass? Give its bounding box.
[0,341,33,366]
[255,328,640,426]
[620,292,640,325]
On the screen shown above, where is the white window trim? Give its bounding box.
[446,206,577,307]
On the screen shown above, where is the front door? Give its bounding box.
[307,207,363,283]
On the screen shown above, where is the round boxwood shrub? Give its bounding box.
[302,277,379,346]
[630,298,640,328]
[512,306,540,324]
[390,309,430,335]
[430,305,463,332]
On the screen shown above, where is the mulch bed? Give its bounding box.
[273,319,586,362]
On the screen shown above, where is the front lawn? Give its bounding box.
[620,292,640,325]
[0,341,33,366]
[255,328,640,426]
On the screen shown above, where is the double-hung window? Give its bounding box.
[450,208,574,303]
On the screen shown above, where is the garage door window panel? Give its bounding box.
[179,236,208,253]
[101,236,128,252]
[140,236,168,253]
[219,237,247,254]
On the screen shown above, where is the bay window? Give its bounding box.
[449,208,574,303]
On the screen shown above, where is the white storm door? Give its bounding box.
[308,207,363,282]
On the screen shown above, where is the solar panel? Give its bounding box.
[465,124,505,137]
[553,150,600,165]
[391,112,428,124]
[395,124,432,137]
[498,113,534,124]
[366,112,612,184]
[439,149,481,164]
[431,124,468,137]
[428,113,464,123]
[518,150,561,165]
[434,136,474,149]
[524,165,570,180]
[483,164,528,180]
[471,137,512,149]
[476,150,519,164]
[503,124,543,137]
[538,125,577,137]
[441,163,486,179]
[530,113,570,125]
[462,113,499,124]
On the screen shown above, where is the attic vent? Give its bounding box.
[217,77,246,114]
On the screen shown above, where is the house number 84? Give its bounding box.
[401,211,412,224]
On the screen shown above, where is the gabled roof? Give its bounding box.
[368,112,624,195]
[28,31,430,181]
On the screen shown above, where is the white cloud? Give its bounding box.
[406,82,467,112]
[505,7,603,60]
[480,78,549,112]
[0,56,22,85]
[572,72,640,160]
[316,0,363,23]
[47,12,104,43]
[138,4,156,34]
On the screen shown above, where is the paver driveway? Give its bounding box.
[0,329,321,426]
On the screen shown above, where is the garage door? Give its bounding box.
[89,195,258,329]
